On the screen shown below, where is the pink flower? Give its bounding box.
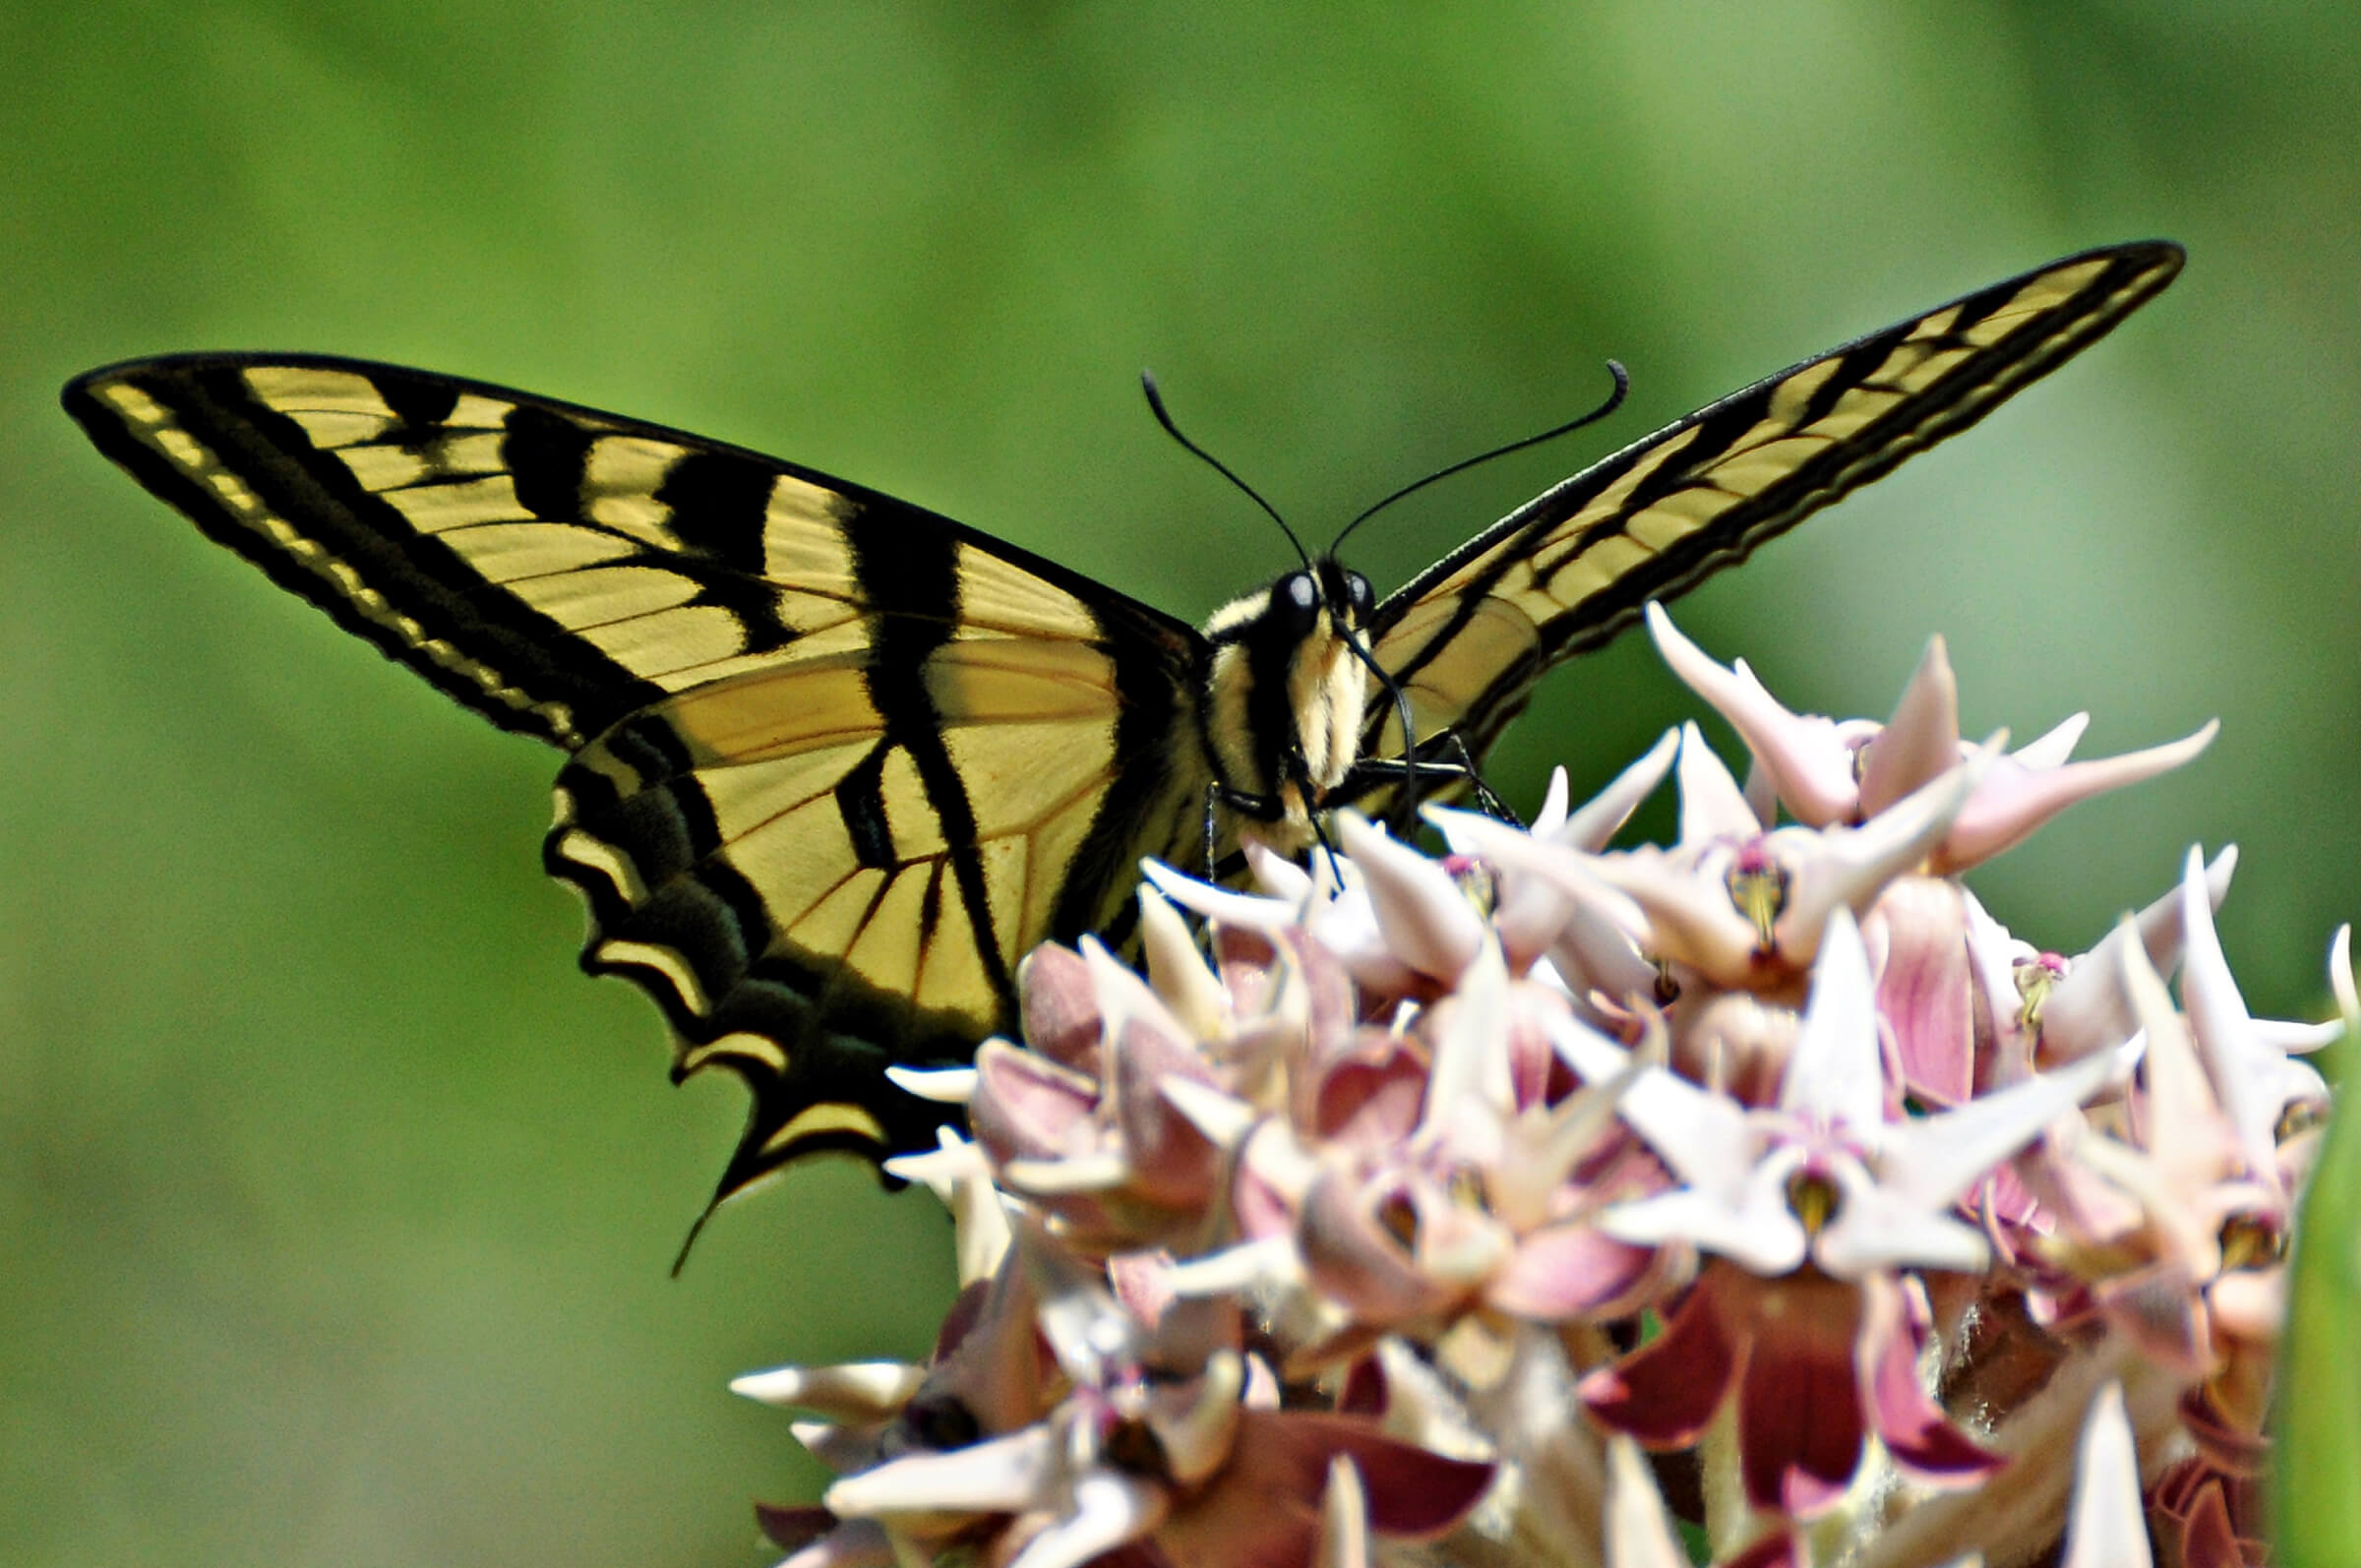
[1567,909,2118,1517]
[1150,935,1669,1344]
[752,1227,1492,1568]
[1439,728,1985,999]
[728,614,2335,1568]
[1584,1263,1990,1519]
[1563,910,2123,1282]
[1645,603,2215,874]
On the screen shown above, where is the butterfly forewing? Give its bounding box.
[1359,240,2184,778]
[67,361,677,746]
[65,353,1211,1194]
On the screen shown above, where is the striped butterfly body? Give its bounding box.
[65,240,2182,1217]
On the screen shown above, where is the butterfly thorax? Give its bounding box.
[1198,557,1375,849]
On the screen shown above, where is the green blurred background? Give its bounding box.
[3,4,2356,1563]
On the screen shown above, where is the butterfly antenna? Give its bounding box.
[1328,359,1629,557]
[1141,371,1311,571]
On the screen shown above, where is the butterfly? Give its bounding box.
[64,239,2182,1219]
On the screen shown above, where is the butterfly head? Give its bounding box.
[1201,557,1376,831]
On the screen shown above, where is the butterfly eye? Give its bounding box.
[1345,572,1374,615]
[1279,571,1321,633]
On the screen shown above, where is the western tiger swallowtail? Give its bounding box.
[63,240,2182,1216]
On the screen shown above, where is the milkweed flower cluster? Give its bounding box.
[735,607,2339,1568]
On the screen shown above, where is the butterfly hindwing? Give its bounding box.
[64,353,1212,1193]
[1359,240,2185,781]
[547,566,1210,1188]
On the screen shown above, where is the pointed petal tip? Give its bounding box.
[1337,810,1484,978]
[1160,1074,1257,1146]
[886,1063,980,1104]
[1316,1456,1371,1568]
[2061,1382,2154,1568]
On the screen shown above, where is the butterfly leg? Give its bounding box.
[1204,760,1343,880]
[1203,780,1288,883]
[1284,754,1343,866]
[1440,732,1520,825]
[1200,782,1226,879]
[1328,742,1518,826]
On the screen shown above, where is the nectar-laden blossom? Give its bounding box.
[734,609,2338,1568]
[1642,603,2216,874]
[1559,908,2128,1519]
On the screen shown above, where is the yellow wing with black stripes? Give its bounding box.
[63,355,1212,1201]
[1359,240,2184,776]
